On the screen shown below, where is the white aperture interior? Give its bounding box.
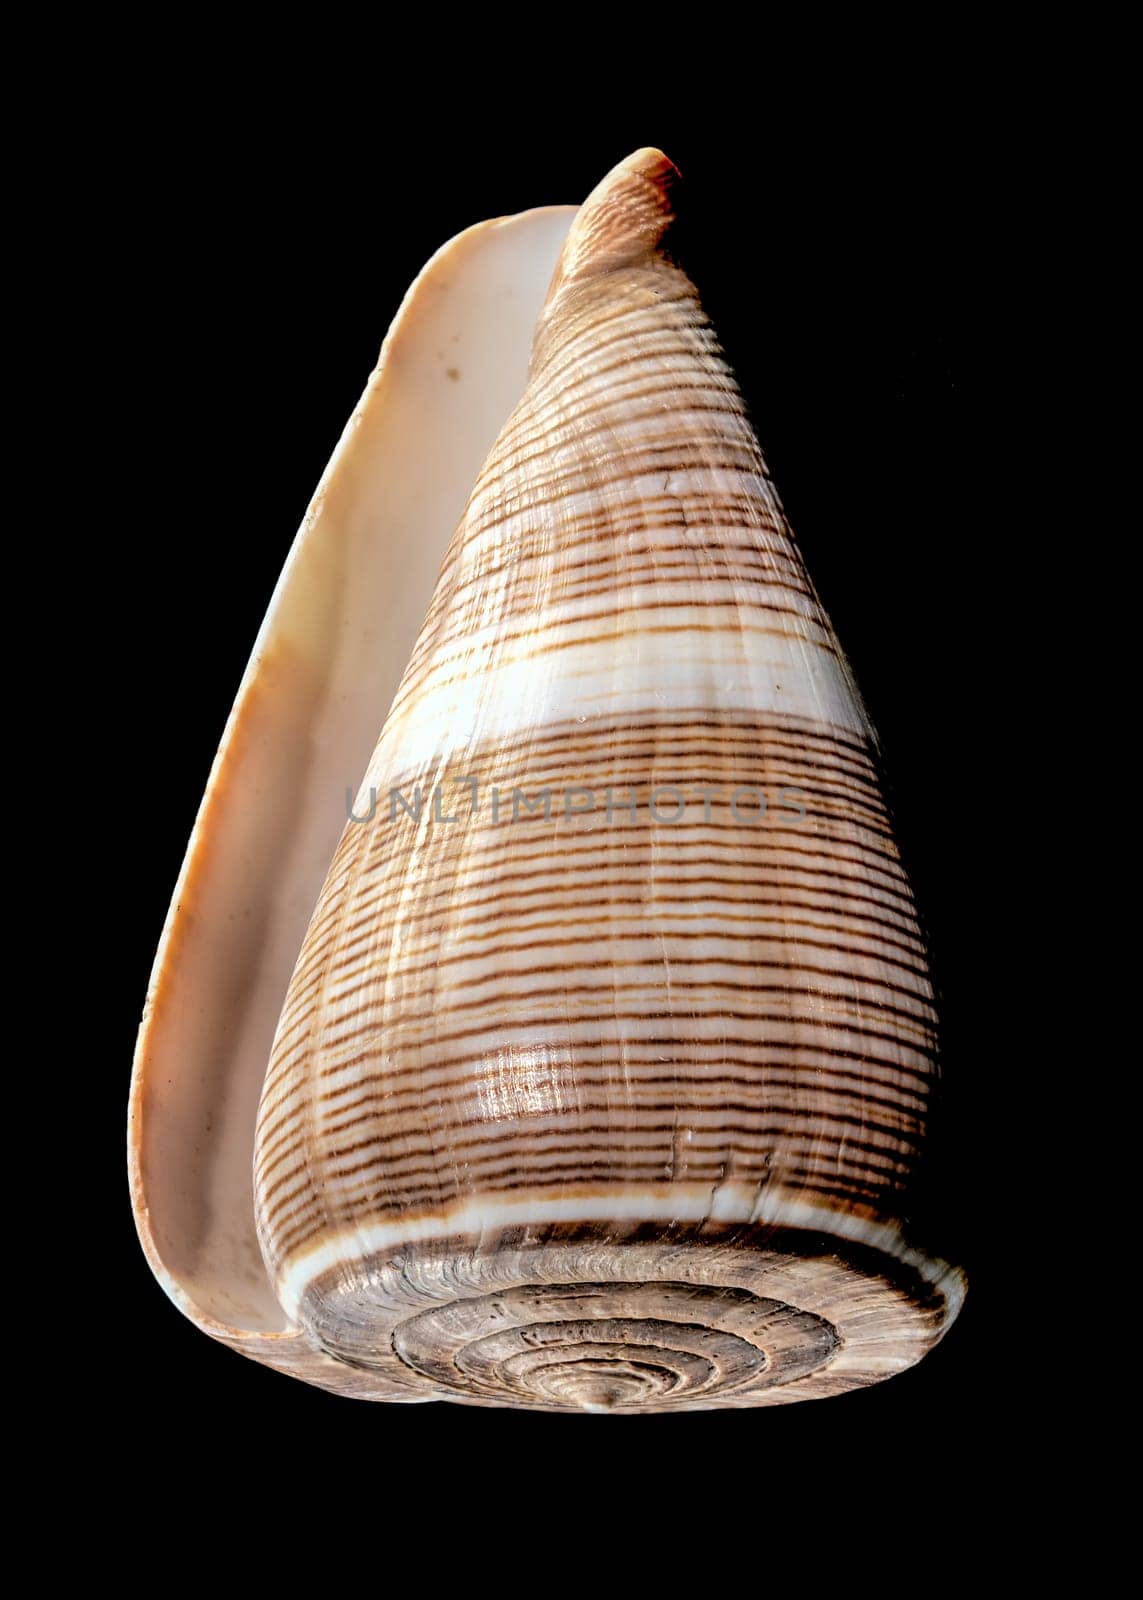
[131,206,576,1331]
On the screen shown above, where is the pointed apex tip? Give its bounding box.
[580,145,681,246]
[615,145,681,189]
[541,147,683,310]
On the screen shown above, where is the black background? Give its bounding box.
[101,91,1039,1508]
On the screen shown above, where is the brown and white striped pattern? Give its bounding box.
[253,149,962,1409]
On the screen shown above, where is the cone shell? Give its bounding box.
[132,150,963,1411]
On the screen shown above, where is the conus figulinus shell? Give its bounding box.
[130,148,964,1411]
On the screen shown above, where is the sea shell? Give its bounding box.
[130,148,964,1411]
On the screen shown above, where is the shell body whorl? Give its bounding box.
[248,149,963,1410]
